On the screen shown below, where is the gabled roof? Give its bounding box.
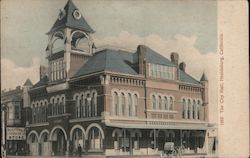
[47,0,94,34]
[179,70,201,85]
[23,78,33,86]
[32,76,49,88]
[74,49,137,77]
[200,73,208,81]
[141,45,176,67]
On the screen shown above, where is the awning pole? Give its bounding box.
[124,129,126,153]
[154,129,156,151]
[180,129,182,147]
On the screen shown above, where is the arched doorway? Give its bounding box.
[39,130,50,156]
[88,127,103,151]
[27,131,39,156]
[50,128,67,156]
[71,128,85,156]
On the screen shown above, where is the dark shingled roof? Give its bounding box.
[179,70,201,85]
[47,0,94,34]
[11,95,22,102]
[75,49,137,77]
[32,76,49,88]
[23,78,33,86]
[74,46,201,85]
[142,46,176,67]
[200,73,208,81]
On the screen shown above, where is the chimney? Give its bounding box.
[179,62,186,72]
[137,45,146,75]
[40,65,48,79]
[170,52,179,65]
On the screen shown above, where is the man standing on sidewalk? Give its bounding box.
[77,144,82,157]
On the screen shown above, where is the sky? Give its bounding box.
[1,0,218,122]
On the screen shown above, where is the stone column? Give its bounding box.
[66,140,70,156]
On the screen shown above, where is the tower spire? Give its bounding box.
[47,0,94,35]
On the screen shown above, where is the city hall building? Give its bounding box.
[25,0,217,157]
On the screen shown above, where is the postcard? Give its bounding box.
[1,0,249,158]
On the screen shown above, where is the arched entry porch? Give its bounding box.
[49,126,68,156]
[27,131,39,156]
[38,130,50,156]
[70,125,86,156]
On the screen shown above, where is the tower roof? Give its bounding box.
[200,73,208,81]
[23,78,33,86]
[47,0,94,34]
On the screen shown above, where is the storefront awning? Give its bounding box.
[104,121,212,130]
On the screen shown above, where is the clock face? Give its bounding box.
[73,10,81,20]
[58,9,66,20]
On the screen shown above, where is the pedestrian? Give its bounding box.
[77,144,82,157]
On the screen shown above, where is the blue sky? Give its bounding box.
[1,0,217,67]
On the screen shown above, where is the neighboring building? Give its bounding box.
[25,0,217,157]
[1,79,33,156]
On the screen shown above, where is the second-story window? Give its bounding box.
[169,97,173,110]
[121,93,125,116]
[164,97,168,110]
[114,92,119,115]
[14,102,20,119]
[158,96,162,110]
[133,94,138,116]
[128,93,133,116]
[149,63,176,80]
[50,58,65,82]
[152,95,156,109]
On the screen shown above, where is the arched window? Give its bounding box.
[169,97,173,110]
[128,93,133,116]
[44,102,48,122]
[86,93,91,117]
[152,95,156,109]
[197,100,201,119]
[36,103,39,123]
[61,97,65,114]
[92,92,97,116]
[133,94,138,116]
[32,104,35,123]
[56,98,60,115]
[193,100,196,119]
[188,99,192,119]
[81,94,85,117]
[121,93,125,116]
[113,92,119,115]
[39,102,43,123]
[158,96,162,110]
[75,96,80,118]
[182,99,186,119]
[164,97,168,110]
[51,98,55,116]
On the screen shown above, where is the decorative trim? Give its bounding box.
[69,117,102,123]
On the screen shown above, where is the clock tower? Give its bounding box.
[46,0,95,82]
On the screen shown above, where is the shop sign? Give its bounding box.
[6,127,26,140]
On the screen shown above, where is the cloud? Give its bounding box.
[95,31,218,123]
[1,57,40,90]
[1,31,218,122]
